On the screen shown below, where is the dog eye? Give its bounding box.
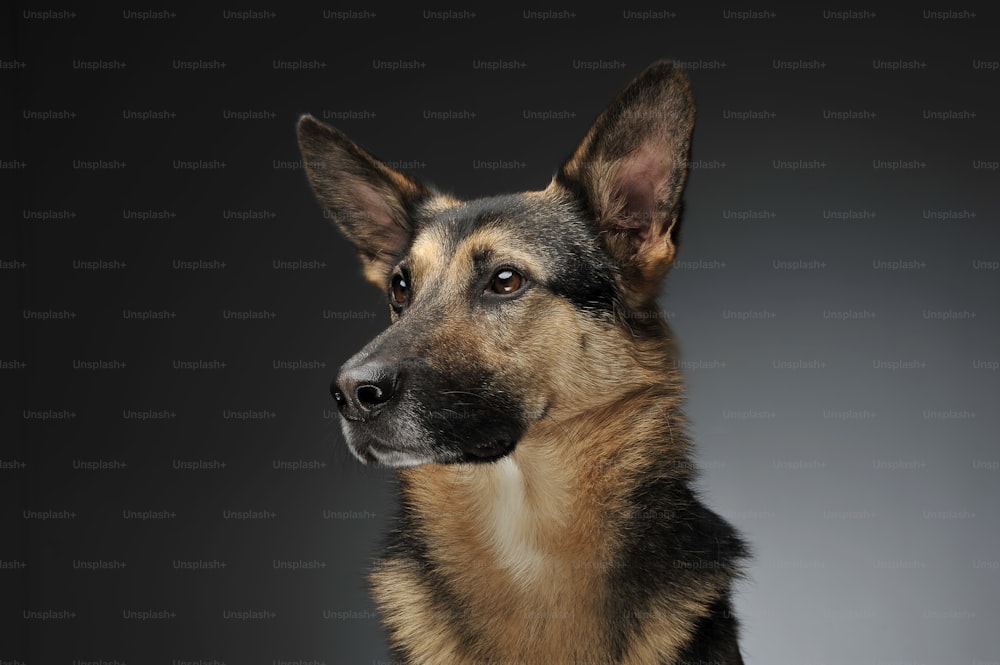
[489,268,523,295]
[390,273,410,307]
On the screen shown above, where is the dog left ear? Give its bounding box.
[551,61,695,305]
[297,115,429,287]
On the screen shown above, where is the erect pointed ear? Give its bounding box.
[297,115,429,286]
[550,61,695,306]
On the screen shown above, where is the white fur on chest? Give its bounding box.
[485,457,548,584]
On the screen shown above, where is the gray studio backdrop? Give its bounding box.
[4,5,998,664]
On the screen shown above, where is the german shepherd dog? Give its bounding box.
[297,61,748,664]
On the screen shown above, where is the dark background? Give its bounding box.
[3,4,998,664]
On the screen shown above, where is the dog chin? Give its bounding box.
[342,423,518,467]
[347,440,517,468]
[355,444,435,468]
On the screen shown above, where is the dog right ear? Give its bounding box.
[549,62,695,308]
[297,115,428,287]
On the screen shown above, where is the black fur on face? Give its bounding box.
[337,345,529,467]
[415,194,623,316]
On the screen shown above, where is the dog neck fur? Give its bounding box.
[383,371,704,663]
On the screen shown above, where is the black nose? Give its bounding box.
[332,359,398,420]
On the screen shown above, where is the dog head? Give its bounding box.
[298,61,695,466]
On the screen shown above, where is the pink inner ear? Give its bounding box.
[351,175,409,254]
[614,144,671,240]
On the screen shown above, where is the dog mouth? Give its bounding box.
[360,438,517,466]
[353,439,433,468]
[336,378,526,467]
[343,418,518,467]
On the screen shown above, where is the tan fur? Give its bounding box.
[375,396,724,664]
[369,228,724,663]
